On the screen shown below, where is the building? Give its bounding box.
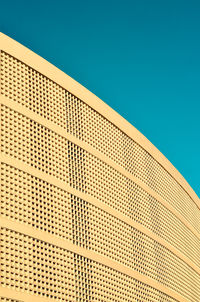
[0,32,199,302]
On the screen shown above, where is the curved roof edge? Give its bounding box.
[0,32,199,207]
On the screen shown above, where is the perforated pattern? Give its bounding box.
[0,163,73,242]
[72,196,200,301]
[71,196,200,302]
[0,227,178,302]
[0,228,75,301]
[68,141,200,267]
[131,230,200,302]
[71,196,90,249]
[74,254,178,302]
[1,164,199,300]
[2,162,199,271]
[0,50,198,234]
[66,92,200,233]
[1,162,200,275]
[1,41,200,302]
[74,255,93,301]
[139,188,200,268]
[68,141,137,213]
[1,105,69,182]
[0,51,66,129]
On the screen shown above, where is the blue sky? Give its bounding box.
[1,0,199,197]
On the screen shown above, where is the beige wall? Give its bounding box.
[0,33,199,302]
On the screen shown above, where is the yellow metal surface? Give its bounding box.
[0,33,199,301]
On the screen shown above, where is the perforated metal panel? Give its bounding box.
[0,34,199,302]
[65,92,200,232]
[0,228,75,301]
[0,51,66,129]
[1,162,200,301]
[1,162,199,269]
[74,254,179,302]
[1,50,199,235]
[0,227,180,302]
[1,163,73,242]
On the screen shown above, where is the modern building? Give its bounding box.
[0,32,199,302]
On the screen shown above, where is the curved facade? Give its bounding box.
[0,33,199,302]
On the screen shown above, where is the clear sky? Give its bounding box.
[1,0,199,197]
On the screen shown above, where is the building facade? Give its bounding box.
[0,33,199,302]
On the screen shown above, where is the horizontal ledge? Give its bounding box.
[1,96,200,238]
[1,154,200,277]
[0,32,199,208]
[0,217,190,302]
